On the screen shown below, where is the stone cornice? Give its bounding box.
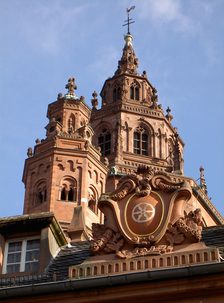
[47,97,91,119]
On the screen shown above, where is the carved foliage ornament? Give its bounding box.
[166,209,203,245]
[110,166,183,200]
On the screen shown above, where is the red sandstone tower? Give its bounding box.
[22,30,222,242]
[22,78,107,238]
[90,33,184,191]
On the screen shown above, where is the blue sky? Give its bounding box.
[0,0,223,217]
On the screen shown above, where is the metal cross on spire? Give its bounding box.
[65,77,77,95]
[123,6,135,34]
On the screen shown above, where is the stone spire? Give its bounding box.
[114,7,138,76]
[173,131,183,174]
[91,90,98,109]
[166,107,173,122]
[115,34,138,76]
[200,166,208,194]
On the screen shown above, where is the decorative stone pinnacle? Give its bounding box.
[172,132,183,174]
[65,77,77,95]
[152,87,157,95]
[57,93,63,100]
[92,90,98,99]
[91,91,98,109]
[142,70,147,77]
[27,147,33,158]
[166,107,173,122]
[115,10,138,75]
[150,87,159,109]
[166,107,171,114]
[115,30,138,76]
[199,166,207,194]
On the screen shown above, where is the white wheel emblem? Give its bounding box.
[132,203,155,223]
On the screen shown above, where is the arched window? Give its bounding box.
[60,178,77,202]
[113,87,121,102]
[35,181,47,204]
[68,187,75,201]
[130,86,134,99]
[135,87,139,100]
[88,187,98,214]
[61,187,66,200]
[134,127,148,155]
[98,129,111,156]
[130,84,140,101]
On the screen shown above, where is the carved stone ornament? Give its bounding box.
[116,245,173,259]
[90,224,124,254]
[165,209,203,245]
[115,34,138,76]
[91,166,204,259]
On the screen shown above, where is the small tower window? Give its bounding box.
[135,87,139,100]
[98,129,111,156]
[130,84,140,101]
[68,187,75,201]
[113,87,121,102]
[37,190,47,203]
[35,181,47,205]
[60,178,77,202]
[130,86,134,99]
[134,127,148,155]
[88,188,98,214]
[88,199,97,213]
[134,132,140,154]
[61,187,66,201]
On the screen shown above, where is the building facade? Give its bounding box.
[0,23,224,303]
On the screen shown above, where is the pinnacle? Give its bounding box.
[65,77,78,100]
[115,34,139,76]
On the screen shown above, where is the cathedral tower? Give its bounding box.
[22,78,107,237]
[22,13,222,241]
[90,32,184,192]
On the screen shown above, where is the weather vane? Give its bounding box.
[123,6,135,34]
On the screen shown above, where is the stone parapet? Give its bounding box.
[69,247,220,280]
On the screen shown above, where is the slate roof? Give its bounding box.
[45,226,224,281]
[202,225,224,257]
[0,226,224,289]
[46,241,90,280]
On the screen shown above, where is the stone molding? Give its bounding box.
[69,247,220,280]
